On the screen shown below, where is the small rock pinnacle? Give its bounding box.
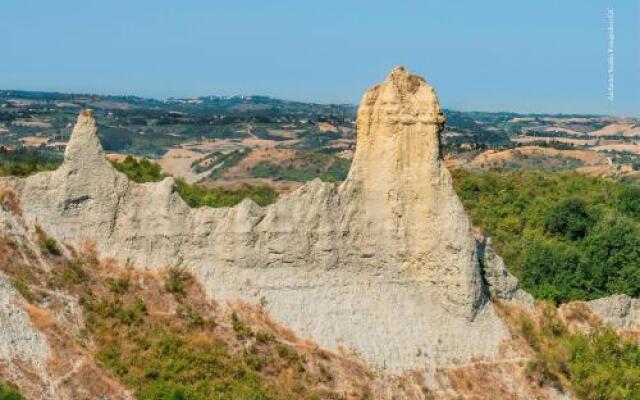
[63,109,105,165]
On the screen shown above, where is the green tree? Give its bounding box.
[452,169,640,302]
[616,185,640,217]
[543,197,592,240]
[582,218,640,297]
[521,241,586,303]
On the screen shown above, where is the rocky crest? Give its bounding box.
[5,67,510,371]
[587,294,640,329]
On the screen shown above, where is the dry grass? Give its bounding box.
[0,187,21,215]
[557,302,601,334]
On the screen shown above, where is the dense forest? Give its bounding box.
[453,170,640,303]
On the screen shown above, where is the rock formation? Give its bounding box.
[0,273,51,395]
[4,67,509,371]
[587,294,640,329]
[479,238,534,308]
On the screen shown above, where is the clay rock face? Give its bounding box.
[480,238,535,308]
[587,294,640,329]
[5,67,509,370]
[14,109,131,242]
[0,273,51,385]
[344,66,484,314]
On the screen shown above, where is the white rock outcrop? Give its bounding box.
[0,271,51,395]
[480,238,535,308]
[587,294,640,329]
[5,67,509,370]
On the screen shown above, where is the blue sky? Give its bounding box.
[1,0,638,116]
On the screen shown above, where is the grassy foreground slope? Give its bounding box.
[499,302,640,400]
[0,219,376,400]
[453,170,640,303]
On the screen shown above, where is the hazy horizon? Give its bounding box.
[2,86,633,119]
[2,0,638,116]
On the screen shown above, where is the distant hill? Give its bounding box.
[0,89,357,118]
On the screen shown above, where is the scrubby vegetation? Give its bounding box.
[111,156,278,207]
[0,148,61,177]
[503,303,640,400]
[164,266,188,297]
[453,170,640,302]
[0,232,370,400]
[82,287,347,400]
[111,156,165,183]
[40,236,61,256]
[0,381,23,400]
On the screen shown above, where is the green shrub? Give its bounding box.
[81,295,146,326]
[111,156,165,183]
[41,236,61,256]
[177,305,212,329]
[164,267,188,297]
[62,260,86,285]
[276,344,300,365]
[519,307,640,399]
[542,197,592,240]
[520,241,586,303]
[11,276,37,303]
[108,277,130,294]
[117,298,147,326]
[569,329,640,400]
[255,331,275,344]
[581,218,640,297]
[616,185,640,216]
[231,312,254,340]
[0,381,23,400]
[86,310,304,400]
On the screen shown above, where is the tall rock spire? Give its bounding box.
[64,109,105,165]
[344,66,484,315]
[349,65,446,183]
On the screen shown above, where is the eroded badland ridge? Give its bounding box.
[7,66,508,369]
[0,67,638,399]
